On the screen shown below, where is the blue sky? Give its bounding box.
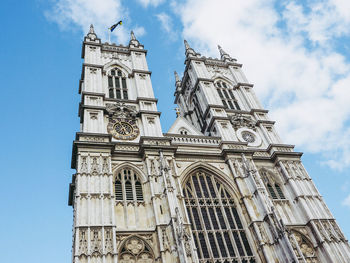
[1,0,349,262]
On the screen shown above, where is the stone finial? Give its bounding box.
[129,30,141,48]
[89,24,95,34]
[184,39,191,50]
[184,39,196,57]
[174,71,180,83]
[218,44,236,62]
[218,45,229,57]
[131,30,136,40]
[86,24,98,42]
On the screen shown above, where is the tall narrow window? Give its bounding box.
[115,168,144,203]
[215,80,240,110]
[107,68,128,100]
[275,184,285,199]
[267,183,278,199]
[184,170,255,262]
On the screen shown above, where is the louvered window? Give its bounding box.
[261,170,287,200]
[267,183,278,199]
[115,169,143,203]
[275,184,285,199]
[215,80,241,110]
[115,180,123,200]
[107,68,128,99]
[184,170,255,262]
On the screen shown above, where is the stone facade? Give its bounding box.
[68,25,350,263]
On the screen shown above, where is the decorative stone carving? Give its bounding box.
[161,228,171,252]
[106,102,137,119]
[104,228,113,254]
[175,207,192,257]
[80,156,88,173]
[102,157,109,173]
[78,228,88,255]
[119,236,154,263]
[91,157,99,173]
[106,102,140,140]
[230,113,257,130]
[90,228,102,254]
[290,230,317,263]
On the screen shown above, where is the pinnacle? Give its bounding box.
[218,44,228,56]
[174,71,180,82]
[89,24,95,34]
[131,30,136,40]
[184,39,191,50]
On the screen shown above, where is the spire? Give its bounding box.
[129,30,141,48]
[217,44,236,62]
[184,40,191,50]
[218,45,229,57]
[184,39,196,57]
[131,30,136,41]
[89,24,95,34]
[174,71,180,83]
[85,24,99,42]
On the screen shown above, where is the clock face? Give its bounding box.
[114,122,133,135]
[107,118,139,140]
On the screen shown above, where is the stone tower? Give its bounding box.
[69,26,350,263]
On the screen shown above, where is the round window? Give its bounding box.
[242,131,255,143]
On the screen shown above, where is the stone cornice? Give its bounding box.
[256,120,276,125]
[129,69,152,77]
[138,110,161,116]
[235,82,254,88]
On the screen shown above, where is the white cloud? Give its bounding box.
[342,194,350,208]
[133,26,146,38]
[156,12,177,41]
[175,0,350,169]
[137,0,164,8]
[45,0,131,43]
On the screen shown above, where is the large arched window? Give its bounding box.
[215,80,240,110]
[115,168,143,203]
[183,170,255,262]
[108,68,128,100]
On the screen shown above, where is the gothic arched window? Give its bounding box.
[261,170,286,200]
[115,168,144,203]
[215,80,240,110]
[183,170,255,262]
[108,68,128,100]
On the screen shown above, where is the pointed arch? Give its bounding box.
[214,78,240,110]
[113,163,147,204]
[259,168,286,200]
[182,167,255,261]
[113,162,147,183]
[180,161,240,200]
[103,61,132,75]
[290,230,317,262]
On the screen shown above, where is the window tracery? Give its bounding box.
[179,128,189,135]
[115,168,144,203]
[183,170,255,262]
[290,230,318,263]
[119,236,154,263]
[215,80,240,110]
[260,170,286,200]
[107,68,128,100]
